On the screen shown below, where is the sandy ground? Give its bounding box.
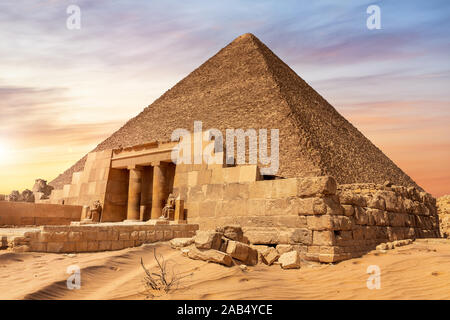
[0,238,449,300]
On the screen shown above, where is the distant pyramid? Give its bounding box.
[50,33,420,190]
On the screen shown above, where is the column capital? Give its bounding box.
[151,161,161,167]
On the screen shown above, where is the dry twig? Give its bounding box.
[141,248,193,297]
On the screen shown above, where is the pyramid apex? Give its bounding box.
[233,33,259,42]
[50,31,421,192]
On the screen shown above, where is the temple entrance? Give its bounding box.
[125,161,176,222]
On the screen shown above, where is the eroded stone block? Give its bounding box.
[187,246,233,267]
[278,251,300,269]
[194,230,223,250]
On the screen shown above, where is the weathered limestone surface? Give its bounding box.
[169,237,194,249]
[186,246,233,267]
[225,240,258,265]
[278,251,300,269]
[275,244,295,256]
[437,195,450,238]
[179,176,439,263]
[194,230,223,250]
[376,239,413,251]
[260,247,279,265]
[216,225,244,242]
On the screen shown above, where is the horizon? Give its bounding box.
[1,1,449,197]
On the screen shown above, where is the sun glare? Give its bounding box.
[0,140,9,164]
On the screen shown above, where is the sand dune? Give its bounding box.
[0,239,449,300]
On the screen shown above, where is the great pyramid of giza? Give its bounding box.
[50,33,420,190]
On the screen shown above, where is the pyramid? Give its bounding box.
[50,33,420,190]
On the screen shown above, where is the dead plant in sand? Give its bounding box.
[141,248,193,298]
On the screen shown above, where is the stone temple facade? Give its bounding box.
[0,33,441,261]
[35,136,438,262]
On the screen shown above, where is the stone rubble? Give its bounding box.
[376,239,414,251]
[437,195,450,238]
[173,225,301,269]
[169,237,195,249]
[278,251,301,269]
[194,230,223,250]
[186,246,233,267]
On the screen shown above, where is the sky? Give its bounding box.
[0,0,449,197]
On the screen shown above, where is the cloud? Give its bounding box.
[0,85,121,149]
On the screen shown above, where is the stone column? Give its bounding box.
[150,162,166,219]
[126,166,142,221]
[140,167,153,221]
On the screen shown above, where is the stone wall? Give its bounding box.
[0,202,82,226]
[176,174,439,263]
[102,168,129,222]
[314,183,439,262]
[50,150,113,207]
[10,222,198,253]
[437,195,450,238]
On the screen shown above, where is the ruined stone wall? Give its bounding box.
[437,195,450,238]
[319,183,439,262]
[10,222,198,253]
[177,174,439,263]
[0,202,82,226]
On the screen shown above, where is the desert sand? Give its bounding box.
[0,239,449,300]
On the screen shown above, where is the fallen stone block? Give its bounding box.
[278,251,300,269]
[376,243,388,251]
[261,247,279,265]
[170,237,194,249]
[250,244,269,263]
[187,246,233,267]
[394,239,413,247]
[219,237,229,252]
[194,230,223,250]
[226,240,258,265]
[216,225,244,242]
